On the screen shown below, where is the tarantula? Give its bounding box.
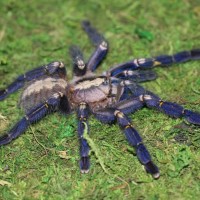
[0,21,200,179]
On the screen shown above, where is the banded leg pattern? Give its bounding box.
[114,110,160,179]
[140,92,200,125]
[108,49,200,77]
[0,93,62,145]
[136,49,200,68]
[69,45,86,77]
[0,61,66,100]
[114,69,157,82]
[82,20,108,72]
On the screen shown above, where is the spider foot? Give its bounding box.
[145,161,160,179]
[0,117,28,146]
[0,76,24,101]
[190,49,200,60]
[184,110,200,125]
[0,89,8,101]
[80,156,90,174]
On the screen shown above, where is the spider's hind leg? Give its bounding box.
[82,21,108,72]
[0,92,62,146]
[123,79,200,125]
[93,105,159,178]
[141,91,200,125]
[0,61,66,101]
[115,110,159,178]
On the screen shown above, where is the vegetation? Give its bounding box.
[0,0,200,199]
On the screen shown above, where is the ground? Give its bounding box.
[0,0,200,199]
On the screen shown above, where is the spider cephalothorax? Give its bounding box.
[0,21,200,178]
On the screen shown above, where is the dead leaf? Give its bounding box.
[58,151,71,159]
[193,6,200,17]
[0,180,12,187]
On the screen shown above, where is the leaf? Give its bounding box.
[58,151,71,159]
[193,6,200,17]
[0,180,12,187]
[135,28,154,41]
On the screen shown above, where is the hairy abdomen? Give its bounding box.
[20,77,68,112]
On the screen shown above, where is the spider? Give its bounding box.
[0,21,200,179]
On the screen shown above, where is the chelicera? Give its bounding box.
[0,21,200,178]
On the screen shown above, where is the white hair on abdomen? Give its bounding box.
[20,77,68,112]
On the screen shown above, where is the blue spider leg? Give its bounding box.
[140,91,200,125]
[115,110,160,178]
[125,82,200,125]
[113,69,157,82]
[120,79,147,98]
[0,61,66,101]
[77,102,90,173]
[108,49,200,76]
[69,45,87,77]
[94,95,144,121]
[82,21,108,72]
[116,96,145,115]
[0,92,62,146]
[93,108,159,178]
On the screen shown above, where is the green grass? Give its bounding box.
[0,0,200,199]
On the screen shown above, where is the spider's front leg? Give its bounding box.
[108,49,200,76]
[0,92,63,145]
[82,21,108,72]
[77,102,90,173]
[93,105,159,179]
[0,61,66,100]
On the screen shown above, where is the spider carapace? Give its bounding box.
[0,21,200,179]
